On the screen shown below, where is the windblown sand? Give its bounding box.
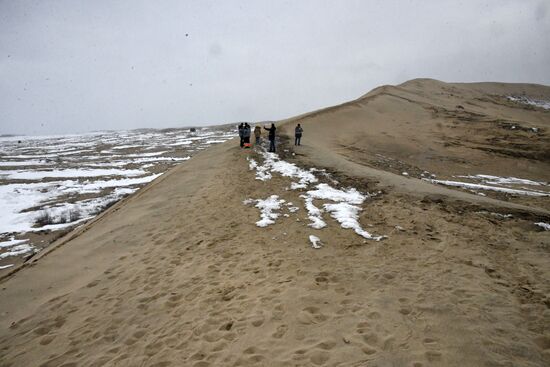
[1,79,549,366]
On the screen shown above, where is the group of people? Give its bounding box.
[237,123,252,148]
[238,123,303,153]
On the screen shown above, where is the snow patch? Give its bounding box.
[2,168,147,180]
[458,174,547,187]
[306,183,366,204]
[0,160,51,167]
[242,198,256,205]
[535,222,550,231]
[0,243,34,259]
[247,157,272,181]
[255,195,285,227]
[245,151,385,241]
[0,238,29,249]
[309,235,322,249]
[249,151,317,188]
[426,179,550,197]
[300,195,327,229]
[507,96,550,110]
[323,202,384,241]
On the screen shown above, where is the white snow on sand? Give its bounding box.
[535,222,550,231]
[286,203,299,213]
[31,188,135,228]
[301,195,327,229]
[31,217,92,232]
[250,150,317,189]
[2,168,147,180]
[0,264,14,270]
[3,153,64,159]
[0,180,139,234]
[0,182,62,233]
[426,179,550,197]
[306,183,365,204]
[205,139,228,144]
[323,202,384,240]
[0,238,30,249]
[458,174,547,187]
[247,157,272,181]
[301,183,384,240]
[0,242,34,259]
[255,195,286,227]
[507,96,550,110]
[245,149,385,241]
[0,125,235,245]
[67,174,163,193]
[0,160,51,167]
[0,173,163,234]
[167,140,193,146]
[309,235,322,249]
[111,144,144,150]
[124,151,169,157]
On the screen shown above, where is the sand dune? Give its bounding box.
[281,78,550,210]
[1,79,549,366]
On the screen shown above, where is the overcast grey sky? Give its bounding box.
[1,0,549,135]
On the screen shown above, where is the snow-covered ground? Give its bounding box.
[507,96,550,110]
[245,148,386,246]
[424,174,550,197]
[0,127,236,267]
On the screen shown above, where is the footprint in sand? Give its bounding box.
[39,334,56,345]
[219,320,234,331]
[309,350,330,365]
[250,316,264,327]
[271,303,285,320]
[124,329,146,345]
[189,351,207,361]
[361,345,377,355]
[356,321,370,334]
[33,326,51,336]
[423,337,438,345]
[362,332,379,347]
[243,346,265,355]
[203,331,223,343]
[315,340,337,350]
[425,350,443,362]
[368,311,381,319]
[272,324,288,339]
[297,306,328,325]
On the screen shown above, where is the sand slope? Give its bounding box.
[281,78,550,209]
[1,79,550,367]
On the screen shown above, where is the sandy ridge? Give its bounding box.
[1,79,549,366]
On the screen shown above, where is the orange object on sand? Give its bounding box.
[244,143,252,148]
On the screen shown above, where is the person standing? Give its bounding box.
[264,123,277,152]
[243,123,251,147]
[254,125,262,144]
[294,123,303,146]
[238,123,244,148]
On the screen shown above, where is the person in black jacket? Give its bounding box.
[238,123,244,148]
[243,123,251,147]
[264,123,276,152]
[294,123,303,146]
